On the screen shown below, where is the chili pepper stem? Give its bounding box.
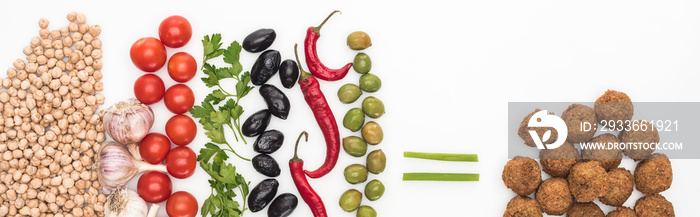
[294,44,313,81]
[312,10,341,33]
[292,131,309,162]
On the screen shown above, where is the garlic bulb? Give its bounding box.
[97,141,166,192]
[104,99,154,144]
[104,188,148,217]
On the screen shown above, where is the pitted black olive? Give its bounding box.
[242,109,271,137]
[268,193,298,217]
[253,130,284,154]
[243,28,276,53]
[252,154,281,177]
[278,59,299,88]
[251,50,281,85]
[248,179,279,212]
[260,84,290,119]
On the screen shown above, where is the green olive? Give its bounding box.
[353,53,372,74]
[344,164,368,184]
[359,74,381,93]
[343,108,365,132]
[364,179,385,201]
[362,97,385,119]
[361,121,383,145]
[347,31,372,50]
[366,149,386,174]
[343,136,368,157]
[339,189,362,212]
[356,206,377,217]
[338,84,362,104]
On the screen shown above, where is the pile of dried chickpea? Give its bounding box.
[0,12,106,217]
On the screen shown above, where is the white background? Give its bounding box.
[1,0,699,216]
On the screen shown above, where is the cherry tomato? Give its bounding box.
[133,74,165,104]
[164,84,195,114]
[130,37,167,72]
[165,147,196,179]
[139,133,171,164]
[168,52,197,82]
[165,115,197,146]
[166,191,198,217]
[137,171,172,203]
[159,15,192,48]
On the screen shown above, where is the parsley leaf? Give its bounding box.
[192,35,254,217]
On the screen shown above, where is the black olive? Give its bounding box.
[268,193,298,217]
[242,109,271,137]
[248,179,279,212]
[242,28,276,53]
[252,154,280,177]
[278,59,299,89]
[260,84,290,120]
[251,50,281,85]
[253,130,284,154]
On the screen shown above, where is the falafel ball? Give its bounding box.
[503,156,542,196]
[620,120,659,160]
[594,90,634,127]
[634,153,672,194]
[607,206,637,217]
[503,195,543,217]
[539,142,580,177]
[567,202,605,217]
[567,161,609,202]
[518,109,558,147]
[634,194,675,217]
[535,177,573,215]
[601,168,634,207]
[581,133,623,171]
[562,104,597,143]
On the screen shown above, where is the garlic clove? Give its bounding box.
[97,141,167,193]
[104,99,154,145]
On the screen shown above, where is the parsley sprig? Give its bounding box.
[191,34,254,217]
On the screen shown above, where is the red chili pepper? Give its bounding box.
[290,131,328,217]
[294,44,340,178]
[304,10,353,81]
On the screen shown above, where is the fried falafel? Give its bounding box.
[503,195,543,217]
[539,142,580,177]
[594,90,634,127]
[607,206,637,217]
[567,161,609,202]
[519,109,558,147]
[567,202,605,217]
[620,120,659,160]
[503,156,542,196]
[562,104,597,143]
[535,177,573,215]
[582,133,623,171]
[634,153,672,194]
[601,168,634,207]
[634,194,675,217]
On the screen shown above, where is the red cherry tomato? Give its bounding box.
[139,133,171,164]
[130,37,167,72]
[164,84,195,114]
[137,171,172,203]
[168,52,197,82]
[166,147,196,179]
[133,74,165,104]
[166,191,198,217]
[159,15,192,48]
[165,115,197,146]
